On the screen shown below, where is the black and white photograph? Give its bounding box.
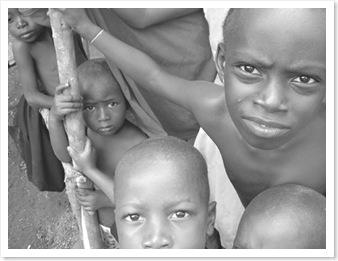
[1,0,334,258]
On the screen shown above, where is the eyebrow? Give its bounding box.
[230,50,274,67]
[287,62,326,73]
[84,97,119,105]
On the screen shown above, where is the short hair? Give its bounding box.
[115,136,210,202]
[222,8,237,44]
[237,183,326,248]
[77,58,119,89]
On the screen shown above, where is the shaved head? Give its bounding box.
[77,58,119,94]
[115,136,210,203]
[234,184,326,249]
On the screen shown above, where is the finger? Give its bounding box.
[55,82,70,95]
[87,210,95,216]
[57,108,80,115]
[84,137,92,152]
[67,146,77,159]
[77,188,90,196]
[84,206,93,212]
[57,94,82,104]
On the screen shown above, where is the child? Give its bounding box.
[56,8,325,205]
[48,58,147,245]
[68,136,216,249]
[233,184,326,249]
[8,8,86,191]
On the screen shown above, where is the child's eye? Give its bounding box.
[292,75,318,85]
[238,65,260,75]
[8,17,13,23]
[108,101,119,108]
[84,105,95,112]
[290,75,320,94]
[124,213,144,222]
[170,210,190,220]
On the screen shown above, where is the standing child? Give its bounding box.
[8,8,87,191]
[55,7,326,204]
[48,58,148,247]
[68,136,217,249]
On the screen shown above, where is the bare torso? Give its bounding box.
[29,30,59,96]
[88,121,147,227]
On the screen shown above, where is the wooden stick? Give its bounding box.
[48,9,103,249]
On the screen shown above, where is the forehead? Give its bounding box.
[225,9,325,68]
[115,159,204,203]
[8,8,19,15]
[80,75,122,100]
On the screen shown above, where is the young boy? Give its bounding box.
[8,8,86,191]
[49,59,147,242]
[233,184,326,249]
[9,8,86,108]
[68,136,216,249]
[57,8,326,208]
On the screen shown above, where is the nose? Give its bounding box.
[254,79,288,113]
[16,16,28,29]
[142,220,173,249]
[97,106,110,121]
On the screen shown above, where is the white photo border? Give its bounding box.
[1,1,334,258]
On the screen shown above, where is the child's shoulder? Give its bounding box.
[122,121,148,143]
[12,39,32,56]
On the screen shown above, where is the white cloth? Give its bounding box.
[194,128,244,249]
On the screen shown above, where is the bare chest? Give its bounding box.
[210,119,325,207]
[31,42,58,94]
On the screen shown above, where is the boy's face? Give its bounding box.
[81,75,127,136]
[217,9,325,150]
[8,8,45,43]
[114,159,215,249]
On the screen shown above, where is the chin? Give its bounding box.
[244,135,292,151]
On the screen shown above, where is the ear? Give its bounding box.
[206,201,217,237]
[215,42,226,83]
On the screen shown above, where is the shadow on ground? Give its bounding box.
[8,65,79,249]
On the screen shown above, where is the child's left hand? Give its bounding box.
[67,137,96,172]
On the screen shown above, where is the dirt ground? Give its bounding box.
[8,65,79,249]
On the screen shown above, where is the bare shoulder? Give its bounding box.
[190,81,227,125]
[121,121,148,146]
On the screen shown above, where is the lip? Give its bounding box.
[242,116,291,139]
[20,31,35,40]
[97,125,115,133]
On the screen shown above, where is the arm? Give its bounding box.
[56,9,218,118]
[12,40,54,108]
[48,83,82,163]
[112,8,201,29]
[67,138,115,205]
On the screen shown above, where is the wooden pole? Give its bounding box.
[48,9,103,249]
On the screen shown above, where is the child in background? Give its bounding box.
[8,8,86,191]
[49,58,147,246]
[68,136,217,249]
[233,184,326,249]
[55,8,325,205]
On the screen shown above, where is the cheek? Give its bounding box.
[288,95,324,124]
[224,73,258,107]
[82,112,95,127]
[116,222,141,248]
[8,25,19,38]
